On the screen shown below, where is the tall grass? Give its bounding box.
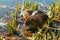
[6,12,17,35]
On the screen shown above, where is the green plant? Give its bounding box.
[6,9,18,35]
[6,0,60,40]
[24,0,38,11]
[16,0,38,11]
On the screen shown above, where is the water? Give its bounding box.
[0,0,56,18]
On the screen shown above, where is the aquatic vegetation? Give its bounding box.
[6,9,18,35]
[16,0,38,11]
[21,1,60,40]
[23,0,38,11]
[31,2,60,40]
[47,1,60,19]
[5,0,60,40]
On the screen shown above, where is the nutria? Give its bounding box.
[25,10,48,29]
[20,10,48,38]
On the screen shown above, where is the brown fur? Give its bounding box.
[21,10,48,37]
[25,10,48,29]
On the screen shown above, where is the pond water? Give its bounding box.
[0,0,56,18]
